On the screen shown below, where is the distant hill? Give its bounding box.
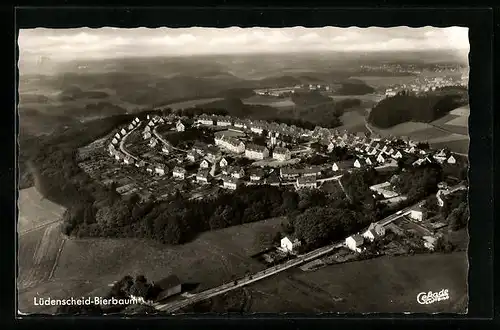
[335,81,376,95]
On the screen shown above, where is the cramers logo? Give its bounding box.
[417,289,450,305]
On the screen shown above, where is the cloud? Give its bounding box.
[18,26,469,63]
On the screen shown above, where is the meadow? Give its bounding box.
[18,216,285,314]
[200,251,468,313]
[242,95,296,109]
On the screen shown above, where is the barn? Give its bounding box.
[154,275,182,302]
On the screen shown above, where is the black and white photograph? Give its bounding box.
[17,24,470,315]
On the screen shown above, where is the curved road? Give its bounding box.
[119,122,142,161]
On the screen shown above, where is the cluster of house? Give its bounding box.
[384,76,463,97]
[107,117,141,165]
[196,114,308,139]
[214,132,291,161]
[345,222,387,253]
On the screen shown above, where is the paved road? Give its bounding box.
[153,183,465,313]
[119,122,142,161]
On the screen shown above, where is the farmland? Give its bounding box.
[18,187,67,234]
[166,98,225,111]
[242,95,296,109]
[198,252,468,313]
[18,216,285,314]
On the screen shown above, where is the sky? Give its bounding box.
[18,26,469,63]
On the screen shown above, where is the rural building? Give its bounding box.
[144,126,151,133]
[134,117,140,124]
[250,125,265,134]
[219,158,229,168]
[176,120,185,132]
[154,275,182,302]
[230,167,245,179]
[128,124,134,130]
[115,132,121,139]
[332,163,339,172]
[234,120,248,129]
[143,131,152,140]
[354,159,362,168]
[187,151,200,163]
[216,116,232,127]
[196,169,210,184]
[222,176,239,190]
[155,164,166,176]
[409,206,425,222]
[272,147,291,161]
[197,115,214,126]
[111,138,119,145]
[135,160,146,168]
[200,159,212,169]
[162,145,171,155]
[120,128,127,136]
[245,144,269,160]
[303,167,321,177]
[215,135,245,154]
[423,236,438,251]
[365,157,373,166]
[362,223,386,242]
[280,167,301,179]
[172,167,186,180]
[149,138,158,148]
[124,156,135,165]
[249,168,265,181]
[377,153,386,163]
[392,150,403,159]
[295,176,317,190]
[279,236,302,253]
[447,155,457,164]
[345,235,364,253]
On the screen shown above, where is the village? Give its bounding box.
[76,110,467,266]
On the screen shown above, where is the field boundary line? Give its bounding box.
[49,237,67,280]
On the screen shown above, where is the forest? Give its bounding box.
[368,89,468,128]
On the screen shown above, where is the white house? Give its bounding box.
[234,119,248,129]
[295,176,317,190]
[219,158,229,168]
[230,167,245,179]
[273,147,291,161]
[217,117,232,127]
[345,235,364,253]
[144,125,151,132]
[250,168,265,181]
[120,128,127,136]
[362,223,386,242]
[447,155,457,164]
[377,153,386,163]
[149,138,158,148]
[245,144,269,160]
[392,150,403,159]
[365,157,373,166]
[124,156,134,165]
[200,159,211,169]
[155,164,166,176]
[111,138,119,145]
[133,117,140,124]
[161,145,171,155]
[215,135,245,154]
[354,159,362,168]
[409,207,425,222]
[222,176,238,190]
[114,132,121,139]
[327,142,336,153]
[143,131,152,140]
[280,236,302,253]
[172,167,186,180]
[187,151,200,163]
[332,163,339,172]
[250,125,264,134]
[197,115,214,126]
[176,121,185,132]
[128,124,134,130]
[196,169,210,184]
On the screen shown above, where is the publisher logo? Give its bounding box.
[417,289,450,305]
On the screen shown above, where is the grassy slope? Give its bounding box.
[203,251,468,313]
[18,217,284,314]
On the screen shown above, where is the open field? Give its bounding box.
[18,222,66,294]
[18,187,67,235]
[238,252,468,313]
[166,98,224,111]
[18,217,285,314]
[217,129,246,138]
[449,105,470,116]
[243,95,296,108]
[445,116,469,127]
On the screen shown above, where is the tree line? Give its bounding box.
[368,91,468,128]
